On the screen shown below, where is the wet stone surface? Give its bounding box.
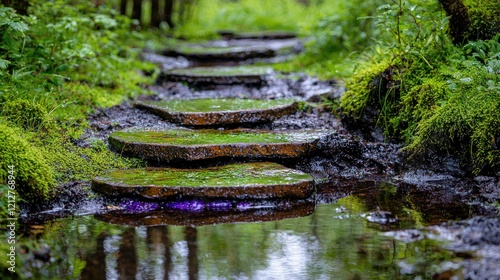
[158,66,273,85]
[162,38,301,63]
[108,128,331,162]
[133,98,298,126]
[217,30,297,40]
[92,162,314,199]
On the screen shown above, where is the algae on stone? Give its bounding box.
[109,128,330,161]
[134,98,299,126]
[167,66,272,77]
[92,162,314,199]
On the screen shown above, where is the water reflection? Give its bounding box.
[17,181,479,279]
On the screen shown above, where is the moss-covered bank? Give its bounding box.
[339,0,500,175]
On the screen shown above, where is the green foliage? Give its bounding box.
[173,0,334,39]
[0,0,158,198]
[339,60,391,119]
[393,78,450,142]
[40,139,144,183]
[338,0,500,174]
[0,124,55,202]
[1,99,56,133]
[406,53,500,174]
[463,0,500,41]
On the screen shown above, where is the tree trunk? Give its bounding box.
[164,0,175,28]
[438,0,470,44]
[132,0,142,26]
[151,0,160,27]
[120,0,128,15]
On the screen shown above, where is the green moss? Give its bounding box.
[340,60,392,118]
[139,98,296,113]
[463,0,500,41]
[168,66,272,77]
[96,162,312,188]
[40,140,144,183]
[111,129,328,146]
[394,78,450,143]
[0,124,55,201]
[405,62,500,174]
[1,99,56,133]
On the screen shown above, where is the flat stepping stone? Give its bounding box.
[109,128,330,161]
[217,30,297,40]
[96,200,314,227]
[163,42,296,61]
[158,66,271,85]
[92,162,314,199]
[133,98,298,126]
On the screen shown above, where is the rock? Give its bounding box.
[108,128,331,162]
[158,66,272,85]
[133,98,299,126]
[91,162,315,199]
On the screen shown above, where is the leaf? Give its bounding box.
[8,21,29,33]
[0,59,10,69]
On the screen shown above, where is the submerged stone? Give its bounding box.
[108,128,330,161]
[96,200,315,227]
[158,66,272,85]
[134,98,298,126]
[91,162,314,200]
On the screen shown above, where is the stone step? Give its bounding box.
[217,30,297,40]
[162,39,298,62]
[133,98,298,126]
[92,162,314,200]
[158,66,272,85]
[96,200,314,227]
[109,128,331,162]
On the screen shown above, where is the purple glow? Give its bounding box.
[206,201,233,210]
[121,200,159,212]
[165,200,204,211]
[236,202,252,210]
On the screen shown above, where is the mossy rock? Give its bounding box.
[158,66,272,85]
[96,200,314,227]
[162,41,293,61]
[217,30,297,40]
[134,98,298,126]
[0,124,54,202]
[92,162,315,200]
[109,128,330,162]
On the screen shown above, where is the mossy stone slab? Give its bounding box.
[217,30,297,40]
[159,66,272,85]
[163,45,281,61]
[96,200,314,227]
[134,98,298,126]
[92,162,314,200]
[108,128,330,161]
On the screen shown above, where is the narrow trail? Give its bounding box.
[88,33,403,205]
